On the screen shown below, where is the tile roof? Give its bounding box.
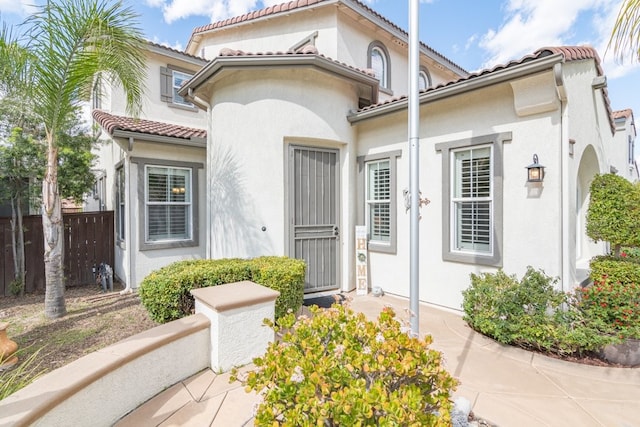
[188,0,467,75]
[92,110,207,141]
[613,108,634,120]
[217,45,376,78]
[356,45,617,134]
[146,40,207,62]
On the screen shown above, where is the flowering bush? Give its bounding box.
[232,303,457,426]
[577,275,640,340]
[462,267,613,355]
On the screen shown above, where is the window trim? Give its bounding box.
[367,41,391,92]
[115,162,125,244]
[451,145,493,254]
[435,132,511,266]
[418,66,432,91]
[160,65,198,112]
[357,150,401,254]
[131,157,203,251]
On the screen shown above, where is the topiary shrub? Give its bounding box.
[589,255,640,285]
[138,257,305,324]
[249,256,305,320]
[586,173,640,255]
[232,304,457,426]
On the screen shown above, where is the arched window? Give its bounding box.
[368,41,390,90]
[418,67,431,91]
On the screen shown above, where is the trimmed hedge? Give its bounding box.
[139,257,306,323]
[589,255,640,285]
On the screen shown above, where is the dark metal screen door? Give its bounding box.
[289,146,340,293]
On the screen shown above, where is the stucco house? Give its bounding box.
[92,0,636,309]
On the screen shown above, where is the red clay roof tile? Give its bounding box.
[358,45,619,135]
[216,45,376,78]
[188,0,466,75]
[92,110,206,141]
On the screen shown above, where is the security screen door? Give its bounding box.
[289,146,340,293]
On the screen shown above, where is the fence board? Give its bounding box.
[0,211,114,296]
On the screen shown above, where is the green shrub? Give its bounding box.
[249,256,305,320]
[462,267,610,355]
[139,257,305,323]
[577,275,640,340]
[586,173,640,253]
[589,255,640,285]
[232,304,457,426]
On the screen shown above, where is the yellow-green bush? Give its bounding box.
[139,257,305,323]
[232,304,457,426]
[589,255,640,285]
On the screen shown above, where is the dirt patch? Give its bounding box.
[0,284,157,376]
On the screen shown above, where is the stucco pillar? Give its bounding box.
[191,281,279,372]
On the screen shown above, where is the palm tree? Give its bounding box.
[609,0,640,63]
[1,0,147,318]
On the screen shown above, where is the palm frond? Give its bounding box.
[24,0,147,139]
[608,0,640,63]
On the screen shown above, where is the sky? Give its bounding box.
[1,0,639,125]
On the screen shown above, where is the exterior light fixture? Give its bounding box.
[526,154,545,182]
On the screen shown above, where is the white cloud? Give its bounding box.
[0,0,37,17]
[477,0,615,68]
[158,0,262,24]
[151,36,184,52]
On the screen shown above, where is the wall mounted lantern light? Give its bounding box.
[526,154,545,182]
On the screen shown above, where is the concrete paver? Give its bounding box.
[118,292,640,426]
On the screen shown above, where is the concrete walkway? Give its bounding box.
[116,292,640,426]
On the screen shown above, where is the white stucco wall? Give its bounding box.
[103,50,207,128]
[355,78,567,310]
[190,4,463,103]
[125,141,206,288]
[611,114,637,182]
[197,7,337,60]
[204,67,360,292]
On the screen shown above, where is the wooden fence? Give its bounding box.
[0,211,114,296]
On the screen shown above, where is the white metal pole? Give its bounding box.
[408,0,420,336]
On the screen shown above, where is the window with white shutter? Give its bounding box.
[435,132,510,267]
[366,159,391,243]
[145,166,192,242]
[453,147,491,253]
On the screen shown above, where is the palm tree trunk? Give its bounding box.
[43,135,66,319]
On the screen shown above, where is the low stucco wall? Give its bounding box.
[0,314,210,427]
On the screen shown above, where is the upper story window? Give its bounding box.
[160,65,196,110]
[419,67,431,91]
[628,135,635,165]
[172,70,193,107]
[92,79,102,110]
[367,41,391,91]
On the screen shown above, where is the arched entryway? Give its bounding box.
[575,145,603,282]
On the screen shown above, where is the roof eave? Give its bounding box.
[348,53,564,123]
[186,0,339,55]
[180,54,379,106]
[146,42,208,67]
[112,129,206,148]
